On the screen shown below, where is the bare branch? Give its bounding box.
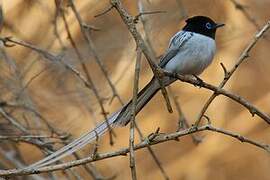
[229,0,261,30]
[168,87,202,144]
[60,5,115,145]
[1,123,268,177]
[129,48,142,180]
[111,0,173,113]
[164,71,270,125]
[194,19,270,126]
[94,5,114,18]
[68,0,123,105]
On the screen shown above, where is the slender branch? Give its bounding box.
[0,107,28,133]
[168,87,201,144]
[16,67,48,101]
[164,71,270,125]
[0,147,46,180]
[136,1,170,179]
[60,5,115,145]
[1,123,268,177]
[94,5,114,18]
[129,48,142,180]
[52,0,66,50]
[133,10,166,23]
[229,0,261,30]
[0,135,66,141]
[111,0,173,113]
[134,122,169,180]
[2,102,66,136]
[194,19,270,126]
[0,36,117,134]
[68,0,123,105]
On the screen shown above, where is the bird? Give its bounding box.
[25,15,224,169]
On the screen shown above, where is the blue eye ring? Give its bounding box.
[205,22,212,29]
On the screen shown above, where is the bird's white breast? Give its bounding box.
[164,32,216,75]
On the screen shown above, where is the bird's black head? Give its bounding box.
[183,16,224,39]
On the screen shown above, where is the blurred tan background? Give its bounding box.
[1,0,270,179]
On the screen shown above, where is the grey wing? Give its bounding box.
[159,31,193,68]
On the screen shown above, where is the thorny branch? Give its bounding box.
[110,0,174,114]
[129,48,142,180]
[194,19,270,127]
[0,122,268,177]
[163,71,270,125]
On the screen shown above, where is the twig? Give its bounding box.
[0,43,44,131]
[133,10,166,23]
[0,108,84,179]
[134,122,169,180]
[111,0,173,114]
[0,36,117,140]
[16,67,48,101]
[229,0,261,30]
[129,48,142,180]
[68,0,123,105]
[137,0,157,59]
[194,19,270,127]
[168,87,202,144]
[0,147,46,180]
[0,135,66,141]
[94,5,114,18]
[164,71,270,125]
[60,6,115,145]
[2,102,67,136]
[52,0,66,50]
[135,2,170,179]
[1,123,268,177]
[0,107,28,133]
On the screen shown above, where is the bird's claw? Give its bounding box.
[193,74,204,88]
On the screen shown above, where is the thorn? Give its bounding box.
[202,115,211,125]
[94,5,114,18]
[147,127,161,142]
[134,10,166,23]
[1,36,15,47]
[220,62,229,79]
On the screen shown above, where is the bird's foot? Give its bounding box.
[192,74,204,88]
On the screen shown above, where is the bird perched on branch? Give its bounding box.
[25,15,224,169]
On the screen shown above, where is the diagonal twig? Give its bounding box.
[68,0,123,105]
[111,0,173,113]
[163,71,270,125]
[194,19,270,127]
[168,87,202,144]
[60,4,115,146]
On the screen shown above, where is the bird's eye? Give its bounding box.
[205,22,212,29]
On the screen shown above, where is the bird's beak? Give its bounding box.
[214,23,225,29]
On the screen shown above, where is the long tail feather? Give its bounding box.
[25,77,174,169]
[25,110,121,169]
